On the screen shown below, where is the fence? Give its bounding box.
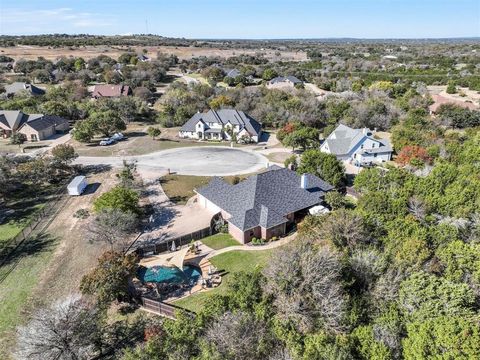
[0,184,69,266]
[141,296,194,319]
[134,226,212,258]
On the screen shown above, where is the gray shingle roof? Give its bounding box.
[197,166,333,231]
[0,110,66,132]
[324,124,392,155]
[4,82,45,96]
[269,76,302,85]
[180,109,262,136]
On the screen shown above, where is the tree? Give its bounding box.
[302,209,369,252]
[403,316,480,359]
[282,127,320,151]
[74,58,85,71]
[209,95,235,110]
[446,80,457,94]
[15,295,99,360]
[263,243,347,334]
[399,271,475,322]
[72,119,96,143]
[262,68,278,81]
[51,144,78,166]
[324,191,346,210]
[80,251,138,306]
[89,110,126,137]
[10,132,25,145]
[203,311,273,360]
[297,150,346,188]
[284,155,298,170]
[93,186,140,214]
[85,208,138,251]
[396,145,432,167]
[147,126,161,140]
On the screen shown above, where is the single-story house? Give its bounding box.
[91,84,132,99]
[224,68,242,78]
[267,76,303,89]
[0,110,69,141]
[179,109,262,143]
[428,94,478,115]
[196,166,334,243]
[320,124,393,165]
[3,82,45,97]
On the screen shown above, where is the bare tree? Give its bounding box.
[15,295,99,360]
[263,242,347,334]
[204,311,271,360]
[308,209,369,251]
[407,196,426,221]
[85,208,138,251]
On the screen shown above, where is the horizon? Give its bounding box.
[1,0,479,39]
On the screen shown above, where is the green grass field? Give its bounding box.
[173,249,275,313]
[0,204,44,249]
[0,233,58,358]
[200,233,240,250]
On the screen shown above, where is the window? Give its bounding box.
[372,143,376,148]
[31,134,38,142]
[374,153,377,158]
[361,144,364,149]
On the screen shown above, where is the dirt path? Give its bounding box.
[31,169,119,307]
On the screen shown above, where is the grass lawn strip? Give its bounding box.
[200,233,240,250]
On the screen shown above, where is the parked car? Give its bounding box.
[111,133,125,141]
[99,138,116,146]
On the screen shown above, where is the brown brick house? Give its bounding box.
[196,166,333,244]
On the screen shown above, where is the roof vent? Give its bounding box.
[301,174,308,189]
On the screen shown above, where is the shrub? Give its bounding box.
[93,186,140,214]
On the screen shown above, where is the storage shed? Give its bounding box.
[67,176,88,196]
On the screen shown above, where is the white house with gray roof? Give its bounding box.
[179,109,262,143]
[267,76,303,89]
[196,166,333,244]
[320,124,393,165]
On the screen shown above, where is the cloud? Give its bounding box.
[0,7,116,34]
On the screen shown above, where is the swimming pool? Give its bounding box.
[137,265,201,284]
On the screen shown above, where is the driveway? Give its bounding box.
[75,146,269,176]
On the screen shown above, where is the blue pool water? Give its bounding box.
[138,265,201,284]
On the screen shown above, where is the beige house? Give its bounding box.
[0,110,69,141]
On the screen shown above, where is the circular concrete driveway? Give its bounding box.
[76,146,268,176]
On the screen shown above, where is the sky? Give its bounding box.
[0,0,479,39]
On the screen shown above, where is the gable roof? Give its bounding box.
[324,124,392,156]
[224,68,241,78]
[19,115,68,132]
[0,110,66,132]
[269,76,302,85]
[197,166,333,231]
[180,109,262,136]
[92,84,131,98]
[4,82,45,96]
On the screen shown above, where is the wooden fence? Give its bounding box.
[134,226,212,258]
[141,297,194,319]
[0,184,69,266]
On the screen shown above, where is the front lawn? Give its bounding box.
[200,233,240,250]
[173,249,275,313]
[161,174,248,204]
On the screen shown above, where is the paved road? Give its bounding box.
[75,146,269,176]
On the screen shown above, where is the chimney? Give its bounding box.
[301,174,308,189]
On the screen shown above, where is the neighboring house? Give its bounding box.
[223,68,242,78]
[3,82,45,97]
[179,109,262,143]
[91,84,132,98]
[320,124,393,165]
[196,165,334,243]
[137,54,151,62]
[428,94,478,115]
[0,110,69,141]
[267,76,303,89]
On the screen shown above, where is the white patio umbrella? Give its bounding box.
[171,241,177,252]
